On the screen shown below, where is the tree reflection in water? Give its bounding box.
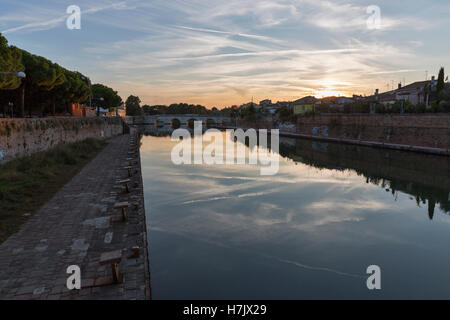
[279,137,449,219]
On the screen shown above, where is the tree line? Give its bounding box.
[122,101,228,116]
[0,33,122,117]
[140,103,223,116]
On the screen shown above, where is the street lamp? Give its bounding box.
[0,72,26,117]
[0,71,25,78]
[8,102,13,118]
[96,97,104,117]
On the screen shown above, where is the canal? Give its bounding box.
[140,129,450,299]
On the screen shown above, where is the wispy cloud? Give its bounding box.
[1,1,129,34]
[1,0,449,106]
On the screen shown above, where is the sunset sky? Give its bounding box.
[1,0,449,108]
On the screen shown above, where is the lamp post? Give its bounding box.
[0,72,26,117]
[95,97,104,117]
[0,72,25,77]
[8,102,13,118]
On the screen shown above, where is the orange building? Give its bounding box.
[70,103,96,117]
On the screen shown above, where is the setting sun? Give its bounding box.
[314,90,345,98]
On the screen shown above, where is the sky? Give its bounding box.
[1,0,449,108]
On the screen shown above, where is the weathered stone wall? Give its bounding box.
[0,117,123,163]
[236,118,275,129]
[296,114,450,150]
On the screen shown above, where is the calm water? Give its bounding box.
[140,129,450,299]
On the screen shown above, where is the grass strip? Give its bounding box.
[0,138,107,243]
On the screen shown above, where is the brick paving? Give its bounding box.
[0,131,151,300]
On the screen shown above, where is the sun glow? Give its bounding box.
[313,90,344,98]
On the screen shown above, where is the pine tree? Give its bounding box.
[437,67,445,94]
[125,95,143,116]
[0,34,24,90]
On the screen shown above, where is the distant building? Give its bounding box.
[370,80,436,107]
[264,107,278,115]
[337,97,354,104]
[276,101,290,108]
[378,91,397,105]
[98,107,111,117]
[70,103,96,117]
[352,94,364,101]
[260,99,287,115]
[259,99,272,107]
[116,103,126,117]
[319,96,340,104]
[293,104,314,115]
[292,96,318,115]
[395,80,430,105]
[293,96,317,105]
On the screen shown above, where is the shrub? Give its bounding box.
[439,100,450,112]
[375,103,386,113]
[414,103,427,113]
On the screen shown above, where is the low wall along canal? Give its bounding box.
[0,117,124,163]
[295,113,450,154]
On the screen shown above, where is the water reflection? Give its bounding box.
[140,125,450,299]
[278,137,449,219]
[141,125,449,219]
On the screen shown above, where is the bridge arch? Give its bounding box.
[206,118,216,128]
[154,119,164,128]
[186,118,197,129]
[170,118,181,129]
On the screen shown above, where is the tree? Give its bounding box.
[436,67,445,104]
[125,95,142,116]
[0,33,123,117]
[92,83,122,115]
[142,104,161,115]
[20,49,65,115]
[277,106,294,123]
[437,67,445,95]
[240,102,257,121]
[0,34,25,117]
[438,87,450,112]
[52,70,91,115]
[0,34,24,90]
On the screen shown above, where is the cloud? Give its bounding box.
[1,0,448,106]
[175,25,283,43]
[224,85,250,97]
[1,1,129,34]
[291,0,430,32]
[1,16,66,34]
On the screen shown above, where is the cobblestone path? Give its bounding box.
[0,132,151,300]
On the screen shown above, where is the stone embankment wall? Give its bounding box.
[296,114,449,150]
[0,117,124,163]
[236,118,275,129]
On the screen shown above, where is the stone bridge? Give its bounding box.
[125,114,232,129]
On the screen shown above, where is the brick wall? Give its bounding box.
[0,117,124,163]
[296,114,450,149]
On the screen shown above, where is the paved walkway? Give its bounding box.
[0,132,151,300]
